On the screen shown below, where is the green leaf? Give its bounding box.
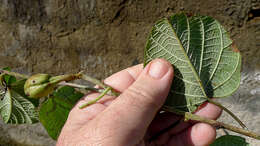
[0,88,12,123]
[1,67,16,86]
[39,86,84,140]
[144,13,241,112]
[210,135,250,146]
[0,88,38,124]
[10,79,39,107]
[0,71,38,124]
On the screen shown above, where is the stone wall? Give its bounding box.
[0,0,259,145]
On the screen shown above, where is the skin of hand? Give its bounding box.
[57,59,222,146]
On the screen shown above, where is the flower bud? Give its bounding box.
[24,74,55,98]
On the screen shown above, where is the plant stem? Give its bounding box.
[79,87,112,109]
[207,98,247,129]
[49,73,82,84]
[185,112,260,140]
[0,70,29,79]
[58,82,117,96]
[58,82,100,92]
[162,106,260,140]
[79,72,119,97]
[80,73,106,89]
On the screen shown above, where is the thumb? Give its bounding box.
[96,59,174,144]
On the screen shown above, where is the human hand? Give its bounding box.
[57,59,222,146]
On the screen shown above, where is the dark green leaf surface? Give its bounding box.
[2,67,16,86]
[144,13,241,112]
[39,86,84,140]
[210,135,250,146]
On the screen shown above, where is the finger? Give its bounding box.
[78,64,143,107]
[61,64,144,131]
[148,112,181,137]
[86,59,174,145]
[82,64,143,107]
[167,123,216,146]
[104,64,143,92]
[195,102,222,120]
[169,102,222,135]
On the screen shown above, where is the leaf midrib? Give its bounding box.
[165,18,208,99]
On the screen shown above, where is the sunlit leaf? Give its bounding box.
[0,88,12,123]
[0,70,38,124]
[144,13,241,112]
[0,88,38,124]
[39,86,84,140]
[210,135,250,146]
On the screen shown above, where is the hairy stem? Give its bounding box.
[58,82,101,92]
[58,82,117,96]
[162,106,260,140]
[207,98,247,129]
[79,72,119,97]
[80,73,106,89]
[79,87,112,109]
[184,112,260,140]
[0,70,29,79]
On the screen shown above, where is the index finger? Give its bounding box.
[104,64,143,92]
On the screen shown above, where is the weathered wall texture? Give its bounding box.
[0,0,259,145]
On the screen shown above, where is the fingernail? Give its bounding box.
[148,59,169,79]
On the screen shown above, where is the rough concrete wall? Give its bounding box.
[0,0,259,145]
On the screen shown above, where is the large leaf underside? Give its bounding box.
[144,13,241,112]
